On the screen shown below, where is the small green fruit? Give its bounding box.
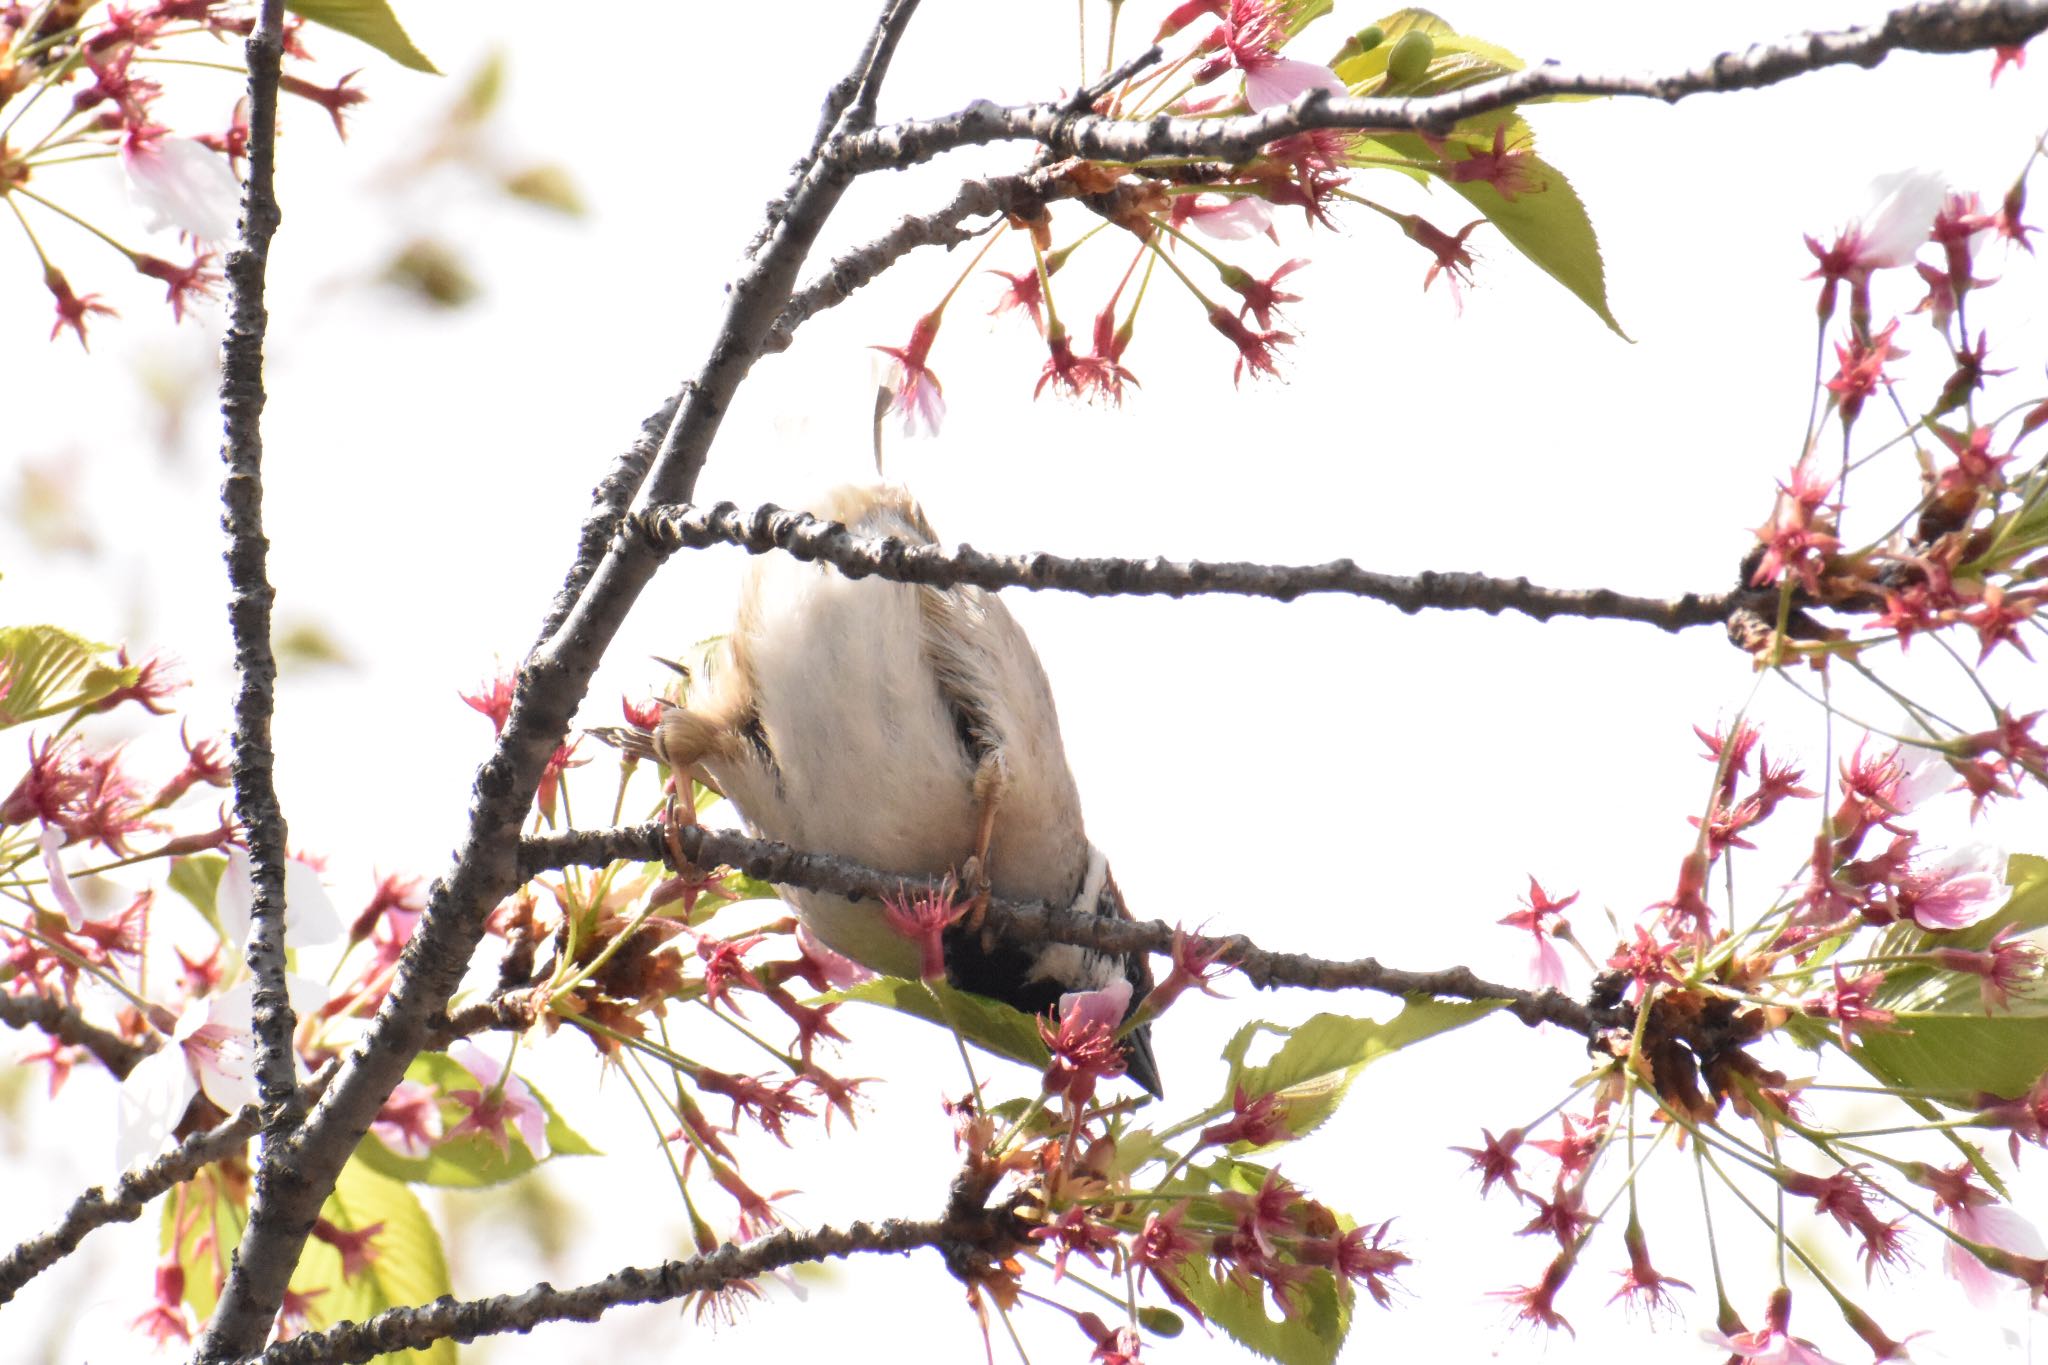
[1386,29,1434,85]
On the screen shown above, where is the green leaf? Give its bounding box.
[1330,13,1624,336]
[0,625,136,727]
[167,854,228,936]
[301,1159,455,1365]
[353,1051,598,1188]
[286,0,439,73]
[1331,10,1523,92]
[1853,1010,2048,1102]
[1277,0,1335,39]
[1217,999,1499,1149]
[1854,854,2048,1100]
[1171,1256,1350,1365]
[1987,473,2048,560]
[501,165,586,217]
[833,977,1051,1071]
[1357,125,1624,336]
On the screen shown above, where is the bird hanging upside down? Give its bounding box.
[650,483,1160,1096]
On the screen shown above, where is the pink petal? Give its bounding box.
[1244,57,1347,112]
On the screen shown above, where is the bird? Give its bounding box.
[649,482,1160,1096]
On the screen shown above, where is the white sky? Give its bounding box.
[4,1,2047,1361]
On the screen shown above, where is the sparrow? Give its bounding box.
[650,482,1160,1095]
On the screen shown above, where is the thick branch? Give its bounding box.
[520,822,1608,1034]
[833,0,2048,170]
[532,394,683,647]
[633,500,1732,631]
[0,1104,259,1306]
[0,989,150,1077]
[215,0,297,1123]
[192,6,926,1358]
[252,1218,954,1365]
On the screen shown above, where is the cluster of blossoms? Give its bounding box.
[1747,160,2048,687]
[873,4,1595,435]
[1476,712,2048,1355]
[0,1,365,347]
[1456,155,2048,1361]
[0,631,569,1344]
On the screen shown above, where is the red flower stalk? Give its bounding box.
[311,1218,385,1280]
[1609,1218,1690,1319]
[1824,319,1905,427]
[873,311,946,435]
[280,70,367,140]
[1198,1085,1293,1149]
[1442,125,1541,201]
[1039,980,1130,1106]
[1493,1249,1575,1335]
[1220,257,1307,328]
[881,876,964,982]
[1206,306,1290,383]
[1931,925,2047,1012]
[1298,1219,1409,1307]
[44,267,118,350]
[1452,1126,1528,1200]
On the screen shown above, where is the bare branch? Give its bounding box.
[251,1217,959,1365]
[633,500,1734,631]
[194,4,917,1354]
[0,1104,260,1306]
[0,989,150,1078]
[519,821,1614,1034]
[832,0,2048,171]
[748,0,926,261]
[532,393,683,647]
[765,173,1167,354]
[841,0,924,131]
[214,0,297,1126]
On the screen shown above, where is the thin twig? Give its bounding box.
[251,1217,960,1365]
[519,821,1616,1034]
[832,0,2048,171]
[0,1104,260,1306]
[633,500,1734,631]
[748,0,925,261]
[214,0,297,1121]
[0,988,150,1077]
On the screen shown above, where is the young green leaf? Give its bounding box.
[286,0,438,74]
[1216,999,1500,1147]
[834,977,1052,1070]
[0,625,138,727]
[302,1159,455,1365]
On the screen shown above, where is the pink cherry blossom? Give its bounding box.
[122,131,243,243]
[447,1039,550,1158]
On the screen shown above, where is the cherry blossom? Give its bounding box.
[121,132,243,243]
[446,1039,550,1159]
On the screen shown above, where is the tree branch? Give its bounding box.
[0,1103,260,1307]
[251,1217,958,1365]
[215,0,298,1125]
[632,500,1734,631]
[531,393,683,648]
[520,822,1614,1034]
[764,173,1164,355]
[0,989,150,1078]
[192,5,930,1357]
[832,0,2048,171]
[749,0,925,261]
